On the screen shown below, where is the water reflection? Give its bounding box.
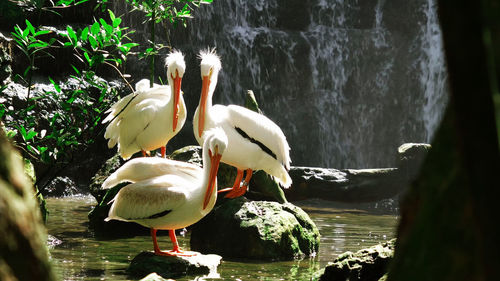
[46,196,398,280]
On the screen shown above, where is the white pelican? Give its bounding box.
[103,50,187,159]
[193,49,292,198]
[104,128,227,256]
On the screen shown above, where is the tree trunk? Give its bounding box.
[0,127,56,281]
[387,1,500,280]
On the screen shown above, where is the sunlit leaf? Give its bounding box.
[91,21,100,35]
[84,52,91,63]
[67,25,78,45]
[25,20,35,35]
[35,30,51,36]
[88,36,98,49]
[81,27,89,41]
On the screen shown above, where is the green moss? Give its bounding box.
[191,198,320,260]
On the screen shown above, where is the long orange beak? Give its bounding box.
[172,70,182,132]
[203,147,221,210]
[198,75,210,138]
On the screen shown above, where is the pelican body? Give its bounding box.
[103,51,187,159]
[104,128,227,256]
[193,49,292,198]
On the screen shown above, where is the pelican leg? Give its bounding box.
[161,146,166,158]
[226,169,252,198]
[151,229,196,257]
[151,228,164,255]
[218,169,244,194]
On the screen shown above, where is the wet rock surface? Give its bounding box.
[319,239,396,281]
[285,143,430,203]
[190,197,320,260]
[286,167,402,202]
[127,251,222,280]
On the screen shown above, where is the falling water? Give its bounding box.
[113,0,448,169]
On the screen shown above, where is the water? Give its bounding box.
[113,0,448,169]
[47,196,398,280]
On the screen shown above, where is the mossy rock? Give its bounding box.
[190,197,320,260]
[89,153,125,203]
[20,156,48,223]
[319,239,396,281]
[127,251,222,280]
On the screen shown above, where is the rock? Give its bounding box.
[0,32,12,83]
[127,251,222,280]
[190,197,320,260]
[89,153,125,203]
[397,143,431,180]
[285,167,403,203]
[246,170,288,203]
[319,239,396,281]
[0,128,56,280]
[168,145,202,166]
[283,143,431,203]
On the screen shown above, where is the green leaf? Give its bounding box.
[28,42,48,49]
[23,65,32,77]
[39,146,48,154]
[26,128,37,140]
[108,9,116,21]
[91,21,100,35]
[112,17,122,27]
[22,27,29,38]
[25,20,35,35]
[81,27,89,41]
[84,52,91,64]
[67,25,78,44]
[49,77,62,93]
[18,125,27,138]
[88,36,98,49]
[35,30,51,36]
[71,65,81,75]
[123,42,139,48]
[103,22,113,35]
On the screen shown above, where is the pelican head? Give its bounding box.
[202,127,227,210]
[165,50,186,131]
[197,48,222,137]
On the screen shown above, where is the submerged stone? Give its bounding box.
[319,239,396,281]
[190,197,320,260]
[128,251,221,280]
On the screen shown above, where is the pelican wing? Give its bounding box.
[103,83,171,152]
[103,157,202,189]
[106,175,188,222]
[225,105,291,169]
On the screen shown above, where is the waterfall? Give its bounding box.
[419,0,449,142]
[114,0,448,169]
